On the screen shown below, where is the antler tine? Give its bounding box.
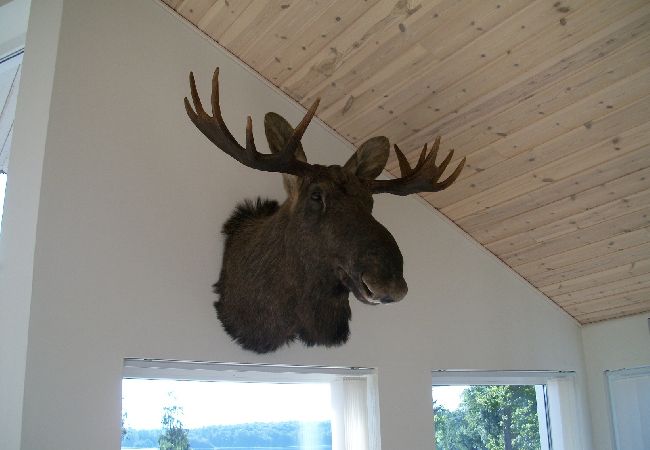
[433,156,466,191]
[435,148,454,177]
[421,136,440,170]
[289,98,320,147]
[185,68,318,177]
[393,144,413,177]
[413,142,429,173]
[211,68,221,118]
[185,70,251,159]
[278,97,320,165]
[394,139,431,178]
[245,116,256,153]
[367,136,465,196]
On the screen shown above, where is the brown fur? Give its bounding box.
[213,167,406,353]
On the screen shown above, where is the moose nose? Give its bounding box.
[386,277,408,303]
[362,274,408,304]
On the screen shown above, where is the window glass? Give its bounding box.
[433,384,546,450]
[121,378,332,449]
[121,359,378,450]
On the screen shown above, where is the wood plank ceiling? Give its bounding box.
[161,0,650,324]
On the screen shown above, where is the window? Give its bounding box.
[432,370,580,450]
[432,383,548,450]
[121,359,379,450]
[0,49,24,233]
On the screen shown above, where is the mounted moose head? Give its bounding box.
[185,68,465,353]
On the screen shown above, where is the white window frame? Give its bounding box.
[431,369,580,450]
[122,358,380,450]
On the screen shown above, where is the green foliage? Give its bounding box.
[434,403,484,450]
[158,404,190,450]
[121,411,128,442]
[434,385,541,450]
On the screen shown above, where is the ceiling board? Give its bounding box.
[163,0,650,324]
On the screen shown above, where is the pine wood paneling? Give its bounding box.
[521,228,650,282]
[161,0,650,324]
[541,258,650,298]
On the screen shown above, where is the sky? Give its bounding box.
[121,378,333,430]
[432,385,469,411]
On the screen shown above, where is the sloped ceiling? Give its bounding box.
[160,0,650,324]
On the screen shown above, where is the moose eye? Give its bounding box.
[308,188,325,212]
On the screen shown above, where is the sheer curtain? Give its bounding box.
[606,366,650,450]
[331,376,371,450]
[546,376,582,450]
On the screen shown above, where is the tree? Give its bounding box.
[158,400,190,450]
[121,410,128,442]
[462,386,540,450]
[435,403,485,450]
[434,385,541,450]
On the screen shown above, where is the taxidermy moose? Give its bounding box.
[185,68,464,353]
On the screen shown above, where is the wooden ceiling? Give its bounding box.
[161,0,650,324]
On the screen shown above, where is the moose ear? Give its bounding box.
[344,136,389,180]
[264,112,308,161]
[264,112,308,195]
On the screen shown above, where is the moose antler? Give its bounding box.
[368,136,465,195]
[184,68,320,177]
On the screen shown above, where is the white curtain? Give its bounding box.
[606,366,650,450]
[331,376,370,450]
[546,376,582,450]
[535,385,551,450]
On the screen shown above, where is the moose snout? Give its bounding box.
[342,213,408,305]
[361,273,408,304]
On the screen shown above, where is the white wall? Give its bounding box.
[0,1,62,449]
[582,313,650,450]
[1,1,592,449]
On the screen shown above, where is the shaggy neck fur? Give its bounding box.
[214,198,351,353]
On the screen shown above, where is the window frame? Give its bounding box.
[122,358,379,450]
[431,369,579,450]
